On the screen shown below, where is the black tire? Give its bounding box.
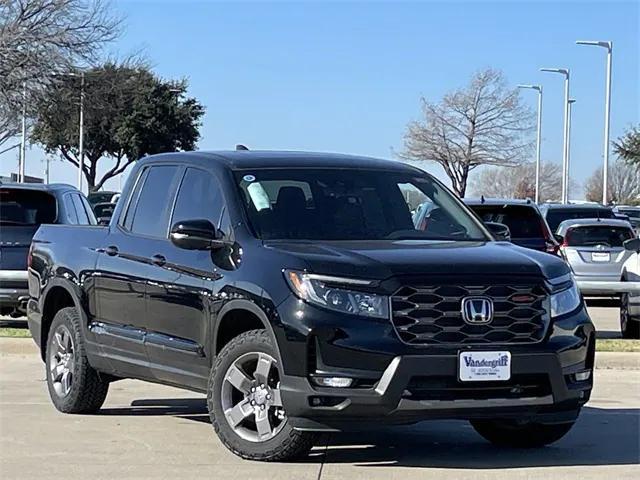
[470,419,575,448]
[620,292,640,339]
[45,307,109,414]
[208,329,317,461]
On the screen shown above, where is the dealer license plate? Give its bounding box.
[459,351,511,382]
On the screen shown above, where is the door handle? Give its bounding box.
[151,254,166,267]
[104,245,119,257]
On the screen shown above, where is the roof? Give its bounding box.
[541,203,611,210]
[0,182,76,192]
[464,198,535,206]
[141,150,423,173]
[556,218,634,232]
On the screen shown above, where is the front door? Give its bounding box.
[144,167,226,390]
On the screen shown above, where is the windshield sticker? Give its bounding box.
[243,174,256,182]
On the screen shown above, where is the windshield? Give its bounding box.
[87,191,116,205]
[468,205,544,239]
[0,188,56,226]
[545,208,613,232]
[565,225,634,248]
[618,208,640,219]
[235,168,488,241]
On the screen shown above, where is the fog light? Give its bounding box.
[312,376,353,388]
[575,370,591,382]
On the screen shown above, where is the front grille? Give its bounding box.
[404,374,551,401]
[391,284,549,345]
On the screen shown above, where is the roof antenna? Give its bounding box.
[481,195,485,204]
[236,144,249,151]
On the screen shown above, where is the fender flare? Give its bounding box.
[213,299,282,360]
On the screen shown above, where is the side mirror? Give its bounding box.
[624,238,640,253]
[170,219,224,250]
[485,221,511,242]
[554,234,564,244]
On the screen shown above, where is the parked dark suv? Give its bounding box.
[0,183,95,317]
[465,198,559,254]
[27,151,595,461]
[539,203,615,233]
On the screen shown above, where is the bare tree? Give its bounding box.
[400,68,534,197]
[469,161,563,202]
[585,159,640,204]
[0,0,120,147]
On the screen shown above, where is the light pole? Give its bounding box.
[53,71,86,191]
[540,68,570,204]
[567,99,576,202]
[19,82,26,183]
[518,84,543,203]
[78,72,85,192]
[576,40,613,205]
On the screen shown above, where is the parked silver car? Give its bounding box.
[557,218,636,296]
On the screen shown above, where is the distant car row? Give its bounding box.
[1,181,639,337]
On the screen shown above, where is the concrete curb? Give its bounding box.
[1,337,639,369]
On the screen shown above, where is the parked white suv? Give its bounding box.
[621,238,640,338]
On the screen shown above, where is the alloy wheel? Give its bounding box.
[49,325,75,397]
[221,352,286,442]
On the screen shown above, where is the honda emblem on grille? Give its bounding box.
[461,296,494,324]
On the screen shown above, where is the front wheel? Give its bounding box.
[620,292,640,339]
[208,329,317,461]
[470,419,575,448]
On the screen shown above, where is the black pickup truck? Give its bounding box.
[27,151,595,461]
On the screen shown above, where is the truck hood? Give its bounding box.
[264,240,569,281]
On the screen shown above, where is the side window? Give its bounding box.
[71,194,89,224]
[63,194,78,224]
[172,168,224,227]
[130,165,180,238]
[121,169,148,230]
[79,195,97,225]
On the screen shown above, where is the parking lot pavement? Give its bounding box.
[0,341,638,480]
[585,298,622,338]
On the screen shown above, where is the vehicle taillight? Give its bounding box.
[541,218,560,255]
[27,243,34,269]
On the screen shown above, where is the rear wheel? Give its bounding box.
[620,292,640,339]
[208,329,317,461]
[45,307,109,413]
[470,419,575,448]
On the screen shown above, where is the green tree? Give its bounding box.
[32,62,205,191]
[614,125,640,166]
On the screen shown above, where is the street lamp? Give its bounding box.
[576,40,613,205]
[518,84,543,203]
[567,99,576,202]
[540,68,570,204]
[19,82,26,183]
[52,71,86,191]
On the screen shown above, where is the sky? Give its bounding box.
[2,0,638,198]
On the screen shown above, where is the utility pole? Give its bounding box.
[19,82,26,183]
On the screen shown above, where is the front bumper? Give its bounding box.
[274,295,595,432]
[576,278,640,296]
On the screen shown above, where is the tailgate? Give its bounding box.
[564,246,630,277]
[0,225,39,272]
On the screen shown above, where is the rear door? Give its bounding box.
[93,165,181,373]
[144,167,225,389]
[562,225,635,278]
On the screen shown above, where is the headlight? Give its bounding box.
[550,277,581,317]
[284,270,389,319]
